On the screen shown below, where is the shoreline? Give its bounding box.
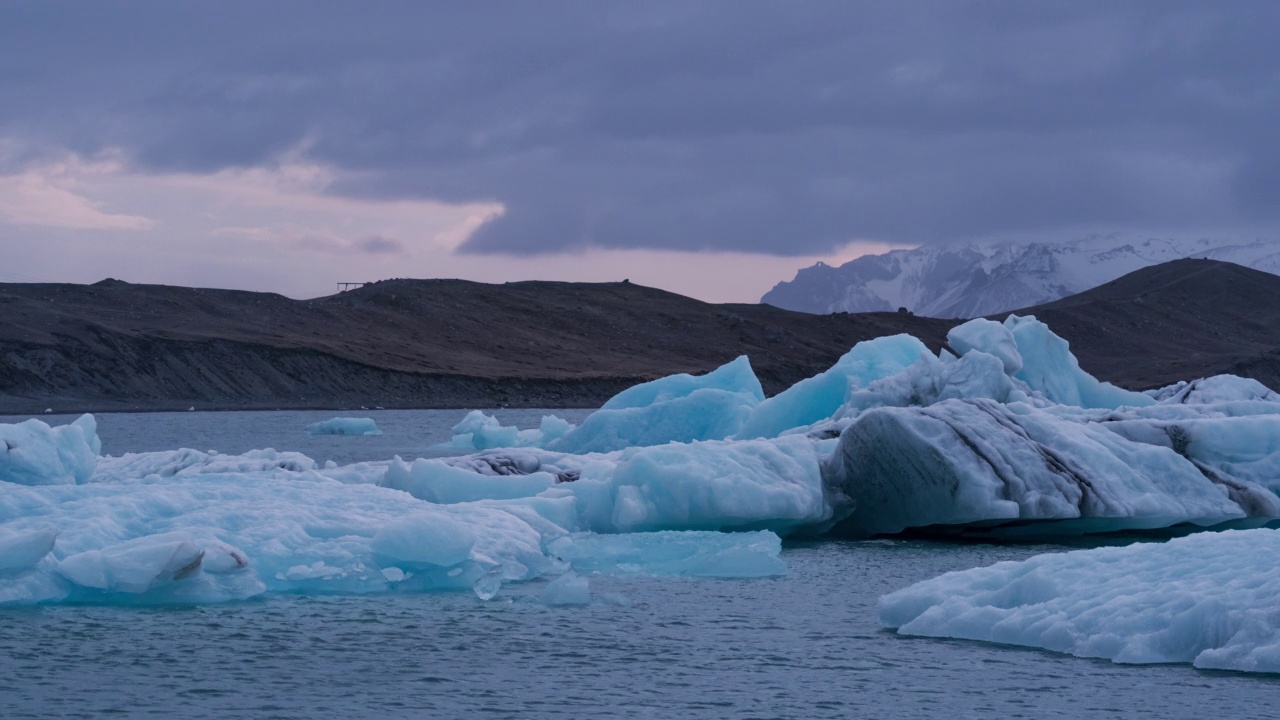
[0,398,604,417]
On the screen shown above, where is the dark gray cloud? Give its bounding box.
[2,0,1278,254]
[354,236,404,255]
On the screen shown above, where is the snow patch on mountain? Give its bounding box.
[763,236,1280,318]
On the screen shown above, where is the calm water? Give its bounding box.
[2,409,1277,719]
[2,408,597,466]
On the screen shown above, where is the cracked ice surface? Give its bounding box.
[879,529,1280,674]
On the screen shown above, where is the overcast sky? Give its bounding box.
[1,1,1276,301]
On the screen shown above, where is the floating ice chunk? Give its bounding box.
[549,530,785,578]
[448,411,576,451]
[1101,414,1280,499]
[389,436,832,536]
[541,571,590,605]
[602,355,764,410]
[839,350,1022,419]
[473,569,503,600]
[0,524,58,572]
[537,415,574,444]
[879,529,1280,673]
[826,399,1280,537]
[304,417,381,436]
[451,410,519,449]
[947,318,1023,374]
[0,462,567,604]
[1149,375,1280,405]
[92,447,319,482]
[0,414,99,486]
[383,456,556,504]
[1005,315,1153,409]
[549,356,764,454]
[549,388,759,454]
[582,436,831,534]
[737,334,932,439]
[371,513,476,567]
[57,531,204,594]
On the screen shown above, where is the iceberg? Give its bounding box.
[305,417,382,436]
[446,411,576,451]
[57,531,207,594]
[946,318,1023,374]
[94,447,321,481]
[390,314,1280,541]
[0,417,797,605]
[879,529,1280,673]
[0,414,99,485]
[384,435,830,536]
[826,398,1280,537]
[1003,315,1153,409]
[1146,375,1280,405]
[0,524,58,572]
[596,354,764,410]
[737,334,932,439]
[837,350,1028,421]
[446,356,763,454]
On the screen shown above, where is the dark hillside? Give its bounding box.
[996,259,1280,390]
[3,259,1276,413]
[0,278,951,412]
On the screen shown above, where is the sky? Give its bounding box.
[1,1,1277,302]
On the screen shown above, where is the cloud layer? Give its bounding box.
[1,2,1277,291]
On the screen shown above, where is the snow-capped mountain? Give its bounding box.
[762,236,1280,318]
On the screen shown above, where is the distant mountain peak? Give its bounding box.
[763,236,1280,318]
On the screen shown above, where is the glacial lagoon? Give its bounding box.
[2,408,1278,720]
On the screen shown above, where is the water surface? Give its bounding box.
[1,409,1275,719]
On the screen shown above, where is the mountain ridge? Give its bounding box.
[763,236,1280,318]
[1,258,1277,413]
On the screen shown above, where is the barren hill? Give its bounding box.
[0,278,951,412]
[2,259,1276,414]
[997,258,1280,390]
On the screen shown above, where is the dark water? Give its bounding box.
[3,541,1277,720]
[1,410,1277,719]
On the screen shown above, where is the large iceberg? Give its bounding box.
[826,398,1280,537]
[879,529,1280,673]
[1003,315,1154,409]
[446,355,765,454]
[384,434,831,535]
[0,440,791,605]
[737,334,932,439]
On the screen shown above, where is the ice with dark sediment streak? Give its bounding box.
[4,314,1280,607]
[825,398,1280,538]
